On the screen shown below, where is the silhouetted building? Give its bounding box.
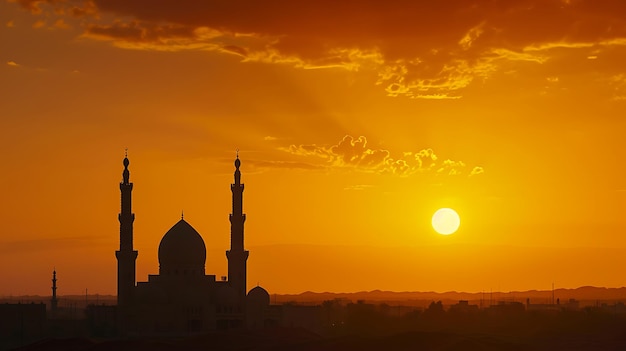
[562,298,580,311]
[488,301,525,316]
[0,303,46,348]
[115,154,272,334]
[85,304,117,337]
[448,300,479,314]
[116,153,137,331]
[280,304,323,333]
[526,298,559,312]
[50,270,58,316]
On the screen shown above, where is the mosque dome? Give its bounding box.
[158,219,206,275]
[247,286,270,306]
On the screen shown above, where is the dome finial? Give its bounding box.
[123,148,130,166]
[234,149,241,170]
[122,150,130,184]
[181,210,184,220]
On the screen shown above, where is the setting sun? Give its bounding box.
[432,208,460,235]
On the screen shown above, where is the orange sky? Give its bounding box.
[1,0,625,296]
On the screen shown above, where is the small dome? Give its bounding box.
[158,219,206,275]
[247,286,270,306]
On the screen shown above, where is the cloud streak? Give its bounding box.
[283,135,483,177]
[245,159,324,171]
[11,0,626,98]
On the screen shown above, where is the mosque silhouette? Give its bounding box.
[115,153,271,333]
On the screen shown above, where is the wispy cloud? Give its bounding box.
[246,159,323,171]
[53,18,70,29]
[282,135,483,177]
[11,0,626,98]
[470,166,485,176]
[344,184,373,191]
[32,19,45,29]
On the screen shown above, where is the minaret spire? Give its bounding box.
[234,150,241,186]
[227,152,249,314]
[51,269,58,315]
[122,154,130,185]
[116,152,138,316]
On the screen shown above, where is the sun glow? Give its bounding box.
[432,208,460,235]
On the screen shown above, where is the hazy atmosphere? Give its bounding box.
[1,0,625,296]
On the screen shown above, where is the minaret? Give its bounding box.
[226,152,249,309]
[51,269,58,313]
[115,152,138,309]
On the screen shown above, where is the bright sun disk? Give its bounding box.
[432,208,460,235]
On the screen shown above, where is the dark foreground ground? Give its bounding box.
[10,326,626,351]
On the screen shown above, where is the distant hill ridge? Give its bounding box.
[274,286,626,305]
